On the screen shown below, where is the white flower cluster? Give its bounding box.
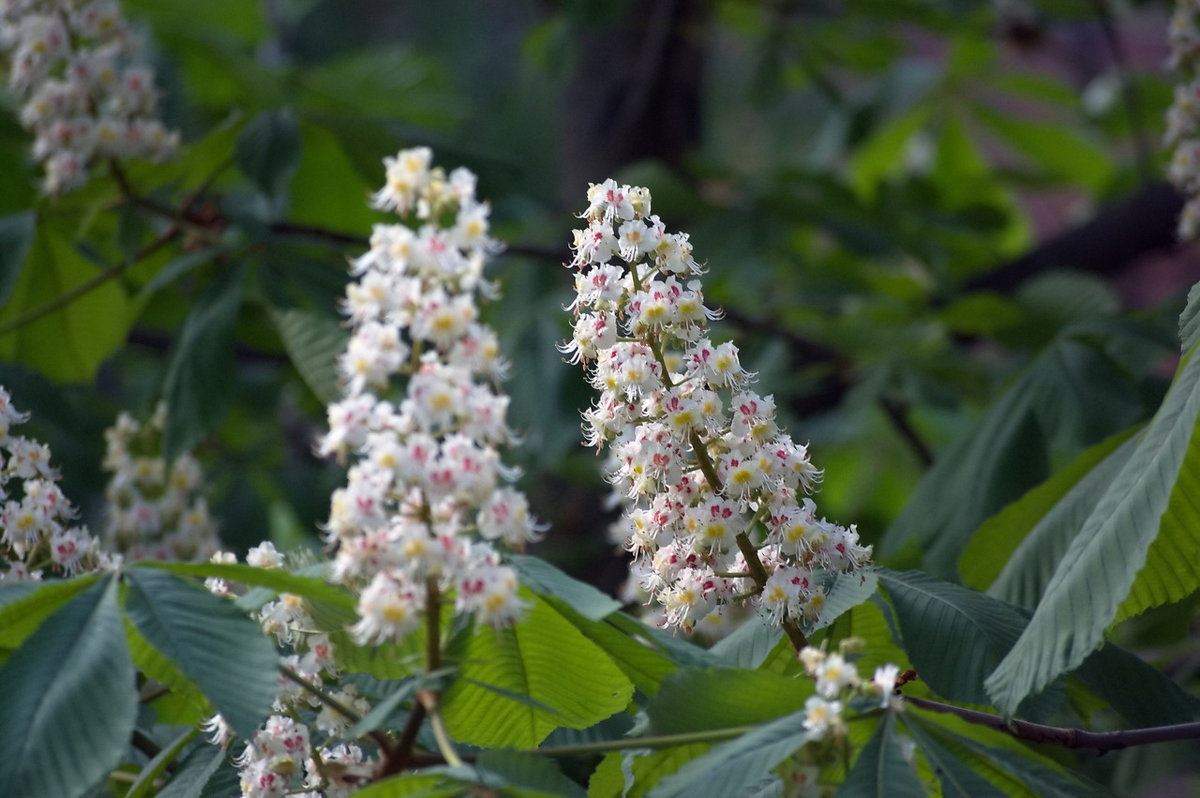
[320,147,540,645]
[0,384,114,579]
[203,543,375,798]
[1167,1,1200,239]
[0,0,179,193]
[564,180,872,634]
[102,404,219,561]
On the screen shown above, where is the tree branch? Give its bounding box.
[904,694,1200,752]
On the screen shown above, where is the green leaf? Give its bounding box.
[136,559,356,612]
[647,709,808,798]
[235,108,301,206]
[287,120,378,235]
[345,679,416,738]
[904,714,1106,797]
[0,221,133,382]
[156,742,230,798]
[0,575,98,653]
[543,599,677,696]
[588,745,709,798]
[126,618,209,725]
[511,554,622,621]
[124,567,278,738]
[0,211,35,305]
[939,292,1024,338]
[840,712,926,798]
[878,569,1027,706]
[986,349,1200,715]
[1181,281,1200,353]
[1075,642,1200,727]
[646,667,811,736]
[810,570,880,633]
[973,106,1112,192]
[0,575,136,798]
[126,728,199,798]
[709,613,780,669]
[901,714,1006,798]
[882,333,1143,577]
[473,749,587,798]
[352,770,476,798]
[268,305,346,405]
[139,247,225,297]
[849,106,929,200]
[162,262,245,460]
[441,593,633,748]
[960,428,1136,601]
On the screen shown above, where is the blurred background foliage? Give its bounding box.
[0,3,1197,780]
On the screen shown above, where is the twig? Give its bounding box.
[878,397,934,468]
[276,666,395,759]
[904,694,1200,751]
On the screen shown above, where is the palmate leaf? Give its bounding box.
[441,593,633,748]
[986,347,1200,715]
[878,569,1028,706]
[901,715,1007,798]
[646,709,809,798]
[588,745,710,798]
[881,332,1143,577]
[646,667,811,736]
[839,712,926,798]
[0,574,98,654]
[0,575,136,798]
[124,567,279,738]
[960,430,1136,606]
[268,305,346,405]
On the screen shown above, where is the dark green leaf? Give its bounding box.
[156,742,229,798]
[840,712,926,798]
[139,247,225,297]
[902,715,1006,798]
[961,429,1136,605]
[1075,643,1200,726]
[987,350,1200,715]
[124,567,278,738]
[878,569,1026,706]
[126,728,199,798]
[162,262,245,460]
[235,108,301,206]
[0,211,35,305]
[709,613,779,669]
[473,749,586,798]
[0,575,136,798]
[345,679,416,738]
[647,709,809,798]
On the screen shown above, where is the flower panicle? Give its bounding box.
[320,147,541,650]
[0,0,180,193]
[563,179,872,637]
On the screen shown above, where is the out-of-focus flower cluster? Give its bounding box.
[319,147,541,646]
[102,403,220,561]
[1167,1,1200,239]
[774,643,906,797]
[563,179,872,635]
[0,0,178,193]
[203,542,376,798]
[0,385,114,580]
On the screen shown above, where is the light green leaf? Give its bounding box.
[974,107,1112,192]
[126,619,208,725]
[543,599,677,696]
[269,305,346,405]
[352,770,477,798]
[878,569,1026,706]
[136,559,355,612]
[0,222,133,382]
[441,594,633,748]
[124,567,278,738]
[849,107,929,200]
[162,262,245,460]
[588,745,709,798]
[840,712,926,798]
[511,554,622,621]
[646,667,811,736]
[986,349,1200,715]
[0,575,136,798]
[0,575,98,653]
[960,429,1136,602]
[647,709,808,798]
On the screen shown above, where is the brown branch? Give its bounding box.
[904,694,1200,752]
